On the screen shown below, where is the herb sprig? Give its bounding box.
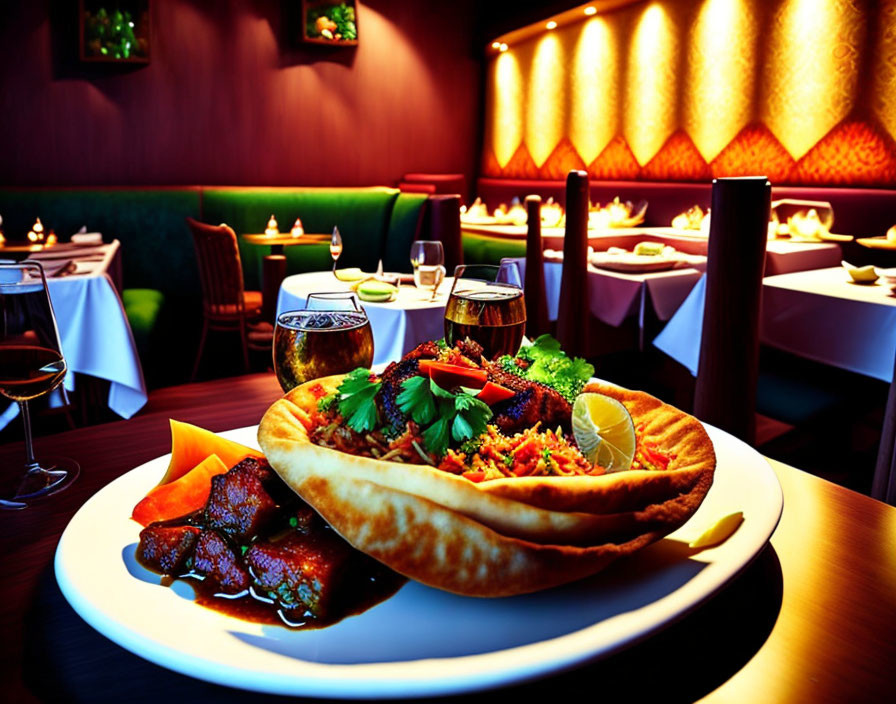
[398,376,491,458]
[333,368,382,433]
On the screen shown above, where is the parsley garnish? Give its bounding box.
[317,394,338,413]
[336,368,382,433]
[397,376,492,457]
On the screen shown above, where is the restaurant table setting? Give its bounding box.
[0,239,147,430]
[276,270,452,365]
[655,264,896,381]
[2,368,896,702]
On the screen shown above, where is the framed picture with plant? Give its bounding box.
[302,0,359,46]
[79,0,150,63]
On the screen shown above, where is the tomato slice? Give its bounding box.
[424,361,488,390]
[475,381,516,405]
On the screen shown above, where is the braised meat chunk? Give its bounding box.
[204,457,280,543]
[137,524,200,574]
[192,529,250,594]
[246,529,356,621]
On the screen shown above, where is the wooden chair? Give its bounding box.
[524,195,549,339]
[556,170,591,358]
[693,177,771,444]
[186,217,264,380]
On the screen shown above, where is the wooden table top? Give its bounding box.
[241,233,329,246]
[1,373,894,703]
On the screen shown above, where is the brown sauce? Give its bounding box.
[186,569,406,629]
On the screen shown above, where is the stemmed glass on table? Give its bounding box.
[273,292,374,392]
[409,240,446,300]
[330,227,343,278]
[444,261,526,360]
[1,261,79,509]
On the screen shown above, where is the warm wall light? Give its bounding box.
[584,6,597,15]
[624,3,679,165]
[491,50,523,167]
[684,0,757,162]
[570,16,619,164]
[499,42,508,52]
[546,20,558,29]
[526,33,564,167]
[491,41,501,49]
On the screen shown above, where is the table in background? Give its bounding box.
[1,372,895,702]
[241,234,330,321]
[506,255,706,350]
[655,266,896,380]
[0,240,147,430]
[277,271,450,365]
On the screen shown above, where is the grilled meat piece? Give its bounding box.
[246,528,356,621]
[137,524,201,574]
[455,338,485,361]
[193,530,250,594]
[204,458,281,543]
[482,359,572,434]
[378,340,441,431]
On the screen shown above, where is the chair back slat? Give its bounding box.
[524,195,549,338]
[557,170,590,357]
[693,177,770,443]
[186,217,245,316]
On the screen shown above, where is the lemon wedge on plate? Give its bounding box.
[688,511,744,548]
[572,392,636,471]
[334,268,365,282]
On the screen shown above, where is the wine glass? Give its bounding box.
[0,261,79,509]
[444,261,526,359]
[409,240,446,300]
[273,292,374,392]
[330,227,343,277]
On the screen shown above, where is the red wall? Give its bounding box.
[0,0,480,188]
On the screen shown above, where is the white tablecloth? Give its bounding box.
[277,271,451,365]
[655,266,896,381]
[0,241,148,429]
[507,257,705,327]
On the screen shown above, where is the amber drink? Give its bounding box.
[444,284,526,359]
[274,311,374,392]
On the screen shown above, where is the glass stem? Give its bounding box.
[18,401,39,473]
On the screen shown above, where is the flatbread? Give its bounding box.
[257,376,715,597]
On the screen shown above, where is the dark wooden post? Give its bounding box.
[693,177,771,444]
[428,194,463,274]
[557,170,591,358]
[524,195,549,339]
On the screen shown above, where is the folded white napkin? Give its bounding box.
[72,232,102,244]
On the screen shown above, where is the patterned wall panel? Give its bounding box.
[483,0,896,187]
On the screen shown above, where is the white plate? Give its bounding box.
[56,424,782,699]
[590,253,682,272]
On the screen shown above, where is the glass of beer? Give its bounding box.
[444,262,526,359]
[273,292,374,392]
[1,261,79,509]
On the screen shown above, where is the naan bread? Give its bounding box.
[257,377,715,596]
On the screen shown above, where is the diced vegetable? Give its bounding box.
[475,381,516,405]
[132,454,229,526]
[423,361,488,390]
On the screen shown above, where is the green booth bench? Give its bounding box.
[0,186,428,386]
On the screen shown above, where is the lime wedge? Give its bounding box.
[689,511,744,548]
[334,267,364,282]
[572,393,636,471]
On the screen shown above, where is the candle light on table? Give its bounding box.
[290,218,304,238]
[264,214,279,237]
[27,218,45,243]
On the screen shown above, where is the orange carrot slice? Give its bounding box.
[132,454,229,527]
[157,419,263,487]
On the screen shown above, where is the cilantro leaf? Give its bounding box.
[451,413,473,441]
[336,368,381,433]
[453,394,491,442]
[422,416,451,458]
[397,376,437,425]
[429,378,456,400]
